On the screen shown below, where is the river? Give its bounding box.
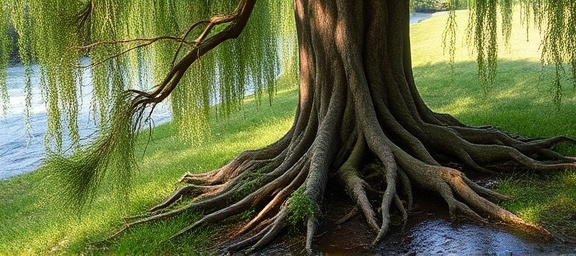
[0,62,170,180]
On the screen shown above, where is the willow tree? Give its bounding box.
[1,0,576,253]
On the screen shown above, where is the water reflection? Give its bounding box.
[407,219,543,255]
[0,62,170,180]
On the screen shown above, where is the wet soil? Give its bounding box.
[238,186,576,255]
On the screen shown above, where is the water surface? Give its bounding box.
[0,63,170,180]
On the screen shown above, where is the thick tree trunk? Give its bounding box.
[114,0,576,254]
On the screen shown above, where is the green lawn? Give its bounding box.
[1,10,576,255]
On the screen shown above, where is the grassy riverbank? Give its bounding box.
[1,10,576,254]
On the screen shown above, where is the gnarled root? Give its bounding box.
[105,116,574,254]
[112,116,573,253]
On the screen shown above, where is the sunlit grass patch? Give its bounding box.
[496,170,576,238]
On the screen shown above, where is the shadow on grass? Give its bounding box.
[414,59,576,140]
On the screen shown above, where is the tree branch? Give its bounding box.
[74,0,256,111]
[76,36,192,50]
[127,0,256,109]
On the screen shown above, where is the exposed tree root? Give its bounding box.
[108,115,573,252]
[108,96,575,252]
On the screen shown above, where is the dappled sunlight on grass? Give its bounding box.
[436,96,476,116]
[0,169,133,254]
[496,171,576,231]
[564,172,576,187]
[412,58,576,138]
[136,89,295,177]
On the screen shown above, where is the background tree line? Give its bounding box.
[413,0,468,12]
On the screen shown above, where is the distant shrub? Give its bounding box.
[413,0,468,13]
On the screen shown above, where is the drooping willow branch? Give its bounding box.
[78,0,256,111]
[47,0,258,212]
[76,10,240,70]
[77,37,193,50]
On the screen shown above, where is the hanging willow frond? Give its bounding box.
[45,94,137,211]
[467,0,500,93]
[39,0,297,210]
[458,0,576,102]
[0,3,11,115]
[443,0,459,67]
[537,0,576,104]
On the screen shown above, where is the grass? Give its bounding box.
[496,171,576,240]
[1,9,576,255]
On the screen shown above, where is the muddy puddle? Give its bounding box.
[247,188,576,255]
